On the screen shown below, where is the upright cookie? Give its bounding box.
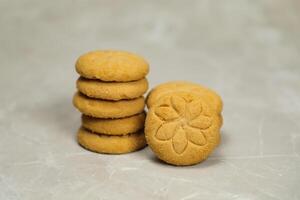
[77,77,148,100]
[75,50,149,82]
[82,112,146,135]
[146,81,223,113]
[73,92,145,118]
[145,92,220,166]
[77,127,147,154]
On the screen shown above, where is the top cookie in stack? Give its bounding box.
[73,50,149,154]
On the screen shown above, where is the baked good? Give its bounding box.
[76,77,148,100]
[73,92,145,118]
[75,50,149,82]
[77,127,147,154]
[145,92,220,166]
[82,112,145,135]
[146,81,222,114]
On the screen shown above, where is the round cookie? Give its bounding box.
[82,112,146,135]
[75,50,149,82]
[145,92,221,166]
[73,92,145,118]
[77,127,147,154]
[146,81,223,114]
[77,77,148,100]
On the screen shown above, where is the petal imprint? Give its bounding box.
[186,100,202,120]
[155,122,177,141]
[172,127,188,154]
[154,106,179,121]
[171,95,186,115]
[189,115,212,130]
[185,126,207,146]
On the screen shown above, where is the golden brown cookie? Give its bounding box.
[76,77,148,100]
[73,92,145,118]
[82,112,146,135]
[146,81,223,114]
[145,92,221,166]
[75,50,149,82]
[77,127,147,154]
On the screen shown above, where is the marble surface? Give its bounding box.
[0,0,300,199]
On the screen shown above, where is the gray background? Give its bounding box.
[0,0,300,199]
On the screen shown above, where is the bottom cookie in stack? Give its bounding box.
[77,112,147,154]
[77,128,147,154]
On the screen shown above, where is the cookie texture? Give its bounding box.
[73,92,145,118]
[75,50,149,82]
[77,127,147,154]
[145,92,220,166]
[82,112,146,135]
[77,77,148,100]
[146,81,223,113]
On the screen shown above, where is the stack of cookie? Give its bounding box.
[73,50,149,154]
[145,81,223,166]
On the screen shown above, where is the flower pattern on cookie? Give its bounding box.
[154,95,212,154]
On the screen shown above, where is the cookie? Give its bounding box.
[146,81,223,114]
[82,112,146,135]
[145,92,221,166]
[73,92,145,118]
[75,50,149,82]
[76,77,148,100]
[77,127,147,154]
